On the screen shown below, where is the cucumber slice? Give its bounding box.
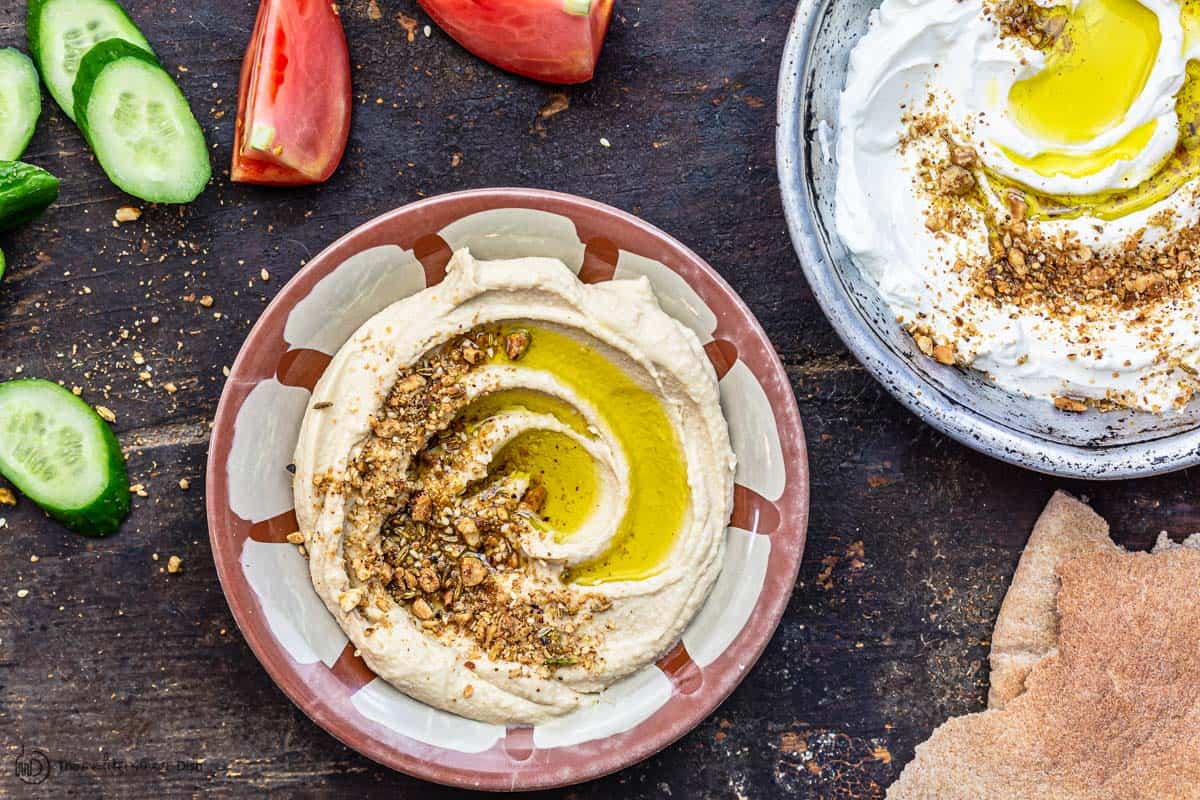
[0,249,6,281]
[0,49,41,160]
[0,161,59,232]
[74,40,210,204]
[27,0,152,123]
[0,380,130,537]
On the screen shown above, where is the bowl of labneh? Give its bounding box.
[779,0,1200,477]
[206,189,809,789]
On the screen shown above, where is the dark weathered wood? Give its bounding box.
[0,0,1195,796]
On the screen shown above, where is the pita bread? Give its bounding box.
[988,493,1200,709]
[987,491,1118,709]
[1153,531,1200,553]
[888,548,1200,800]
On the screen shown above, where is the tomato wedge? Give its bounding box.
[232,0,352,186]
[419,0,614,84]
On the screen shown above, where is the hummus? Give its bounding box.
[293,250,735,724]
[836,0,1200,412]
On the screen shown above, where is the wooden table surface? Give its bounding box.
[1,1,1195,797]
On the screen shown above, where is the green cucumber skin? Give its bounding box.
[0,161,59,232]
[0,48,42,160]
[0,380,130,538]
[27,0,152,122]
[71,39,157,147]
[72,39,210,204]
[68,401,130,538]
[0,249,6,281]
[52,404,130,538]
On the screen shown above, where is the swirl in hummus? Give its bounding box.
[293,250,735,724]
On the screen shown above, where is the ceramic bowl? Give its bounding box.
[206,188,809,790]
[777,0,1200,479]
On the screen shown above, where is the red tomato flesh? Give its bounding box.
[232,0,352,185]
[418,0,614,84]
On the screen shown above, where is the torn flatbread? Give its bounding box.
[989,492,1200,709]
[889,548,1200,800]
[987,491,1117,709]
[1154,531,1200,552]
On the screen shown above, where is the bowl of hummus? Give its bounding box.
[779,0,1200,477]
[207,189,809,788]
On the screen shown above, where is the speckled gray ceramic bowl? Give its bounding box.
[777,0,1200,479]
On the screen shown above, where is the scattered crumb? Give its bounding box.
[539,93,570,119]
[95,406,117,423]
[0,488,15,506]
[198,295,214,308]
[1053,396,1088,413]
[167,555,183,574]
[779,731,807,754]
[933,343,956,366]
[16,589,29,599]
[114,206,142,224]
[397,12,418,42]
[178,478,190,491]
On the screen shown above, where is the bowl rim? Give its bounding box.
[206,187,811,790]
[776,0,1200,480]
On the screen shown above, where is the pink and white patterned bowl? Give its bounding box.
[206,189,810,790]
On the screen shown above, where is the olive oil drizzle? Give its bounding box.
[986,0,1200,220]
[476,323,690,586]
[463,389,599,540]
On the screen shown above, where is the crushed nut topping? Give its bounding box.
[504,329,531,360]
[894,95,1200,412]
[1053,396,1089,413]
[318,326,612,677]
[986,0,1067,48]
[939,164,976,197]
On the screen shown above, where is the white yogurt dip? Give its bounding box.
[836,0,1200,412]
